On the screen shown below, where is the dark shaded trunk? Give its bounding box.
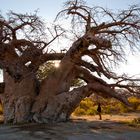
[0,82,5,93]
[0,60,88,124]
[33,86,91,123]
[31,59,79,123]
[0,71,37,123]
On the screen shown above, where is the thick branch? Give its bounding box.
[28,53,65,71]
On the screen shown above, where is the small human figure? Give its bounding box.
[97,103,102,120]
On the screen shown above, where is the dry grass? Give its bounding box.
[71,113,140,122]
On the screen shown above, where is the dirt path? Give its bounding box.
[0,113,140,140]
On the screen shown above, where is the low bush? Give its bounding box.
[73,98,96,116]
[86,107,97,115]
[73,96,140,116]
[128,96,140,110]
[74,107,86,116]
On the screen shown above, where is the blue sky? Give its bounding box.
[0,0,140,82]
[0,0,140,21]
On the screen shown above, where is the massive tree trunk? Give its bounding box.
[0,47,86,123]
[0,71,37,123]
[1,63,90,123]
[0,2,140,124]
[31,60,79,123]
[0,36,131,124]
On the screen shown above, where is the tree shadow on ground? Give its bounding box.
[0,118,139,140]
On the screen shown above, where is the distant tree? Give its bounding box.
[0,0,140,123]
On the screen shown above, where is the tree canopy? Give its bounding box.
[0,0,140,123]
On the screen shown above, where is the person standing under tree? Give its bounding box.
[97,103,102,120]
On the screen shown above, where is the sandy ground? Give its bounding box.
[72,112,140,122]
[0,113,140,140]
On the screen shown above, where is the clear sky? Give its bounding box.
[0,0,140,82]
[0,0,140,20]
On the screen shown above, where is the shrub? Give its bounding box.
[79,98,93,110]
[73,98,94,116]
[118,102,130,113]
[86,107,96,115]
[136,105,140,111]
[73,107,86,116]
[73,96,140,116]
[102,105,112,114]
[128,96,140,110]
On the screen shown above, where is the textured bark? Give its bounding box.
[31,59,77,122]
[0,71,37,123]
[0,83,4,93]
[1,66,90,123]
[0,35,136,124]
[33,87,90,123]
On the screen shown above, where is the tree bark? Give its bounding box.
[32,85,92,123]
[0,37,130,124]
[1,68,89,123]
[0,71,37,123]
[0,58,81,123]
[1,4,140,124]
[31,59,78,123]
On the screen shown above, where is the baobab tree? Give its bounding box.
[0,0,140,123]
